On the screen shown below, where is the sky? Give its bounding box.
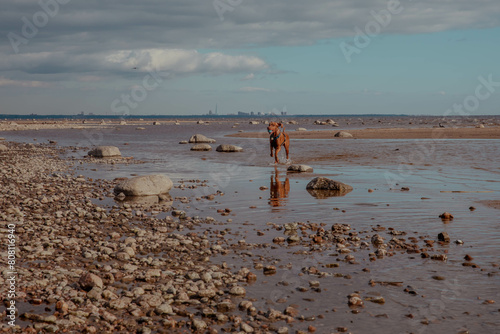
[1,0,500,116]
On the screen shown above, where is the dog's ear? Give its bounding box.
[278,122,282,127]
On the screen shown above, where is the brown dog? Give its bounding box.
[267,121,290,163]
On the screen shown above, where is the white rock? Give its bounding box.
[334,131,353,138]
[114,174,173,196]
[188,134,216,143]
[191,144,212,151]
[287,164,313,173]
[216,144,243,152]
[88,146,121,157]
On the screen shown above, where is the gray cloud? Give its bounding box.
[3,1,499,52]
[1,0,499,84]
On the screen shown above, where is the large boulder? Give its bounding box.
[88,146,121,157]
[334,131,353,138]
[306,177,353,198]
[189,134,216,143]
[191,144,212,151]
[114,174,173,196]
[216,144,243,152]
[287,164,313,173]
[0,144,7,151]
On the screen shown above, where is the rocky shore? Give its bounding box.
[1,141,498,333]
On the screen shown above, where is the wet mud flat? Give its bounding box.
[0,141,499,333]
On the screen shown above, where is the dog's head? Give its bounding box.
[267,122,282,135]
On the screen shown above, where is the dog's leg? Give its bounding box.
[270,142,274,157]
[284,134,290,160]
[274,146,281,163]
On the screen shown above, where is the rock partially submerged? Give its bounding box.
[439,212,454,220]
[114,174,173,196]
[189,134,216,143]
[88,146,121,158]
[216,144,243,152]
[306,177,353,198]
[287,164,313,173]
[334,131,353,138]
[191,144,212,151]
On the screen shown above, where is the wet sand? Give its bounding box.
[228,126,500,139]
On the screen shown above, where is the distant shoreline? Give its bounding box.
[2,114,500,121]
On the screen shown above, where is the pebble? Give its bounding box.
[438,232,451,243]
[439,212,454,220]
[263,265,277,275]
[348,293,364,306]
[230,286,246,296]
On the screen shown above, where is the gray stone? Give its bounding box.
[191,144,212,151]
[287,164,313,173]
[114,174,173,196]
[216,144,243,152]
[87,146,121,157]
[306,177,353,198]
[306,177,352,191]
[188,134,216,143]
[192,319,207,331]
[155,303,174,315]
[229,286,246,296]
[334,131,353,138]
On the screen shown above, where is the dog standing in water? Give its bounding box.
[267,122,290,164]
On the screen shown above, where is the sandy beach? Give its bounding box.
[1,117,499,333]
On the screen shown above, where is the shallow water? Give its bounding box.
[3,116,500,333]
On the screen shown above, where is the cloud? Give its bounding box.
[2,0,499,56]
[0,49,269,76]
[105,49,268,74]
[0,77,51,88]
[241,73,255,81]
[239,86,272,92]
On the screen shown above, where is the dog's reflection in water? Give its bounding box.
[269,167,290,207]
